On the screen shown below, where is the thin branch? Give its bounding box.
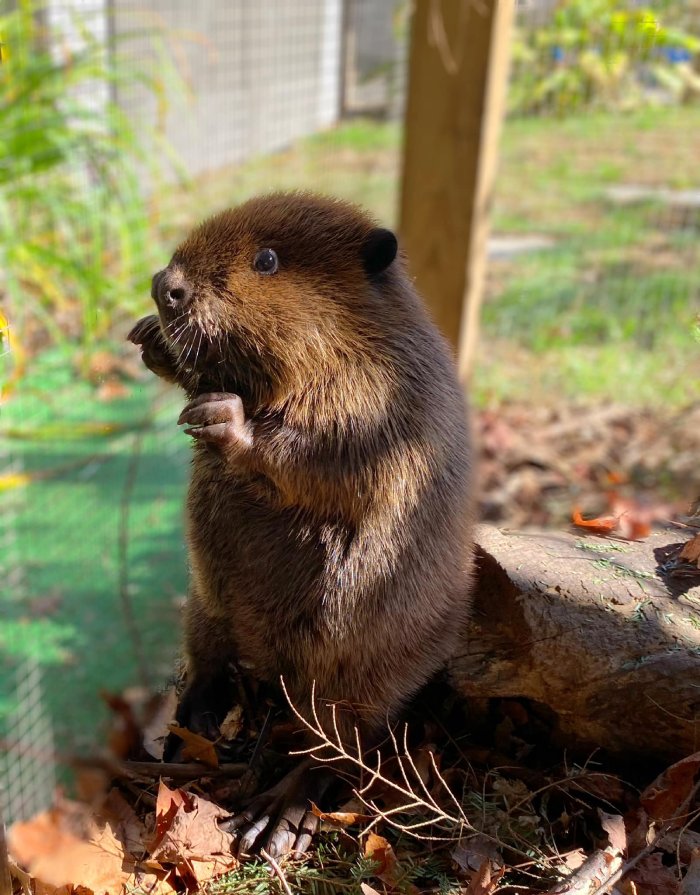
[260,848,293,895]
[72,755,248,779]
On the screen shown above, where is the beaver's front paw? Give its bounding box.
[127,315,179,383]
[178,393,253,451]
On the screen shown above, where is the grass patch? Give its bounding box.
[1,353,187,752]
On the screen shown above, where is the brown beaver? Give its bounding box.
[128,191,474,857]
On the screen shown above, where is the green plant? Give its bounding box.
[0,0,180,367]
[510,0,700,116]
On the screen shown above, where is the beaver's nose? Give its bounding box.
[152,268,192,311]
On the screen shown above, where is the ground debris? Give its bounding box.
[477,401,699,530]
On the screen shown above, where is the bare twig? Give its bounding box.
[71,755,248,780]
[547,847,623,895]
[260,848,293,895]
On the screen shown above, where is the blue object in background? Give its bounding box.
[664,47,692,63]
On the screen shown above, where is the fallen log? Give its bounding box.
[451,524,700,761]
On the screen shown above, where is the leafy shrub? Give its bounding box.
[0,0,179,366]
[510,0,700,116]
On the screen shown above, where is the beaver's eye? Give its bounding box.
[253,248,278,275]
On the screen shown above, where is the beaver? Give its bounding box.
[128,191,474,857]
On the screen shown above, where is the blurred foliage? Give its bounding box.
[510,0,700,116]
[0,0,180,370]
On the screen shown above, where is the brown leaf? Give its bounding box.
[102,788,147,857]
[148,781,237,887]
[310,801,373,829]
[364,832,400,887]
[628,852,681,895]
[219,704,244,741]
[142,689,178,760]
[599,809,627,854]
[465,859,505,895]
[681,848,700,895]
[10,793,174,895]
[167,724,219,768]
[680,534,700,567]
[101,691,143,760]
[641,753,700,823]
[9,805,136,895]
[451,834,502,874]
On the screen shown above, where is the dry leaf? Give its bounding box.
[10,806,136,895]
[681,848,700,895]
[572,507,619,535]
[465,859,505,895]
[641,752,700,823]
[219,704,244,741]
[360,885,382,895]
[310,801,372,829]
[627,852,681,895]
[599,810,627,854]
[142,689,178,760]
[148,781,237,887]
[9,859,33,895]
[364,832,400,887]
[167,724,219,768]
[561,850,587,871]
[680,534,700,567]
[451,834,502,874]
[9,792,172,895]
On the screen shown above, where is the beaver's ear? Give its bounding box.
[362,228,398,278]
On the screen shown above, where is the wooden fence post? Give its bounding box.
[399,0,515,381]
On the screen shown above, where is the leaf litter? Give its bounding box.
[8,678,700,894]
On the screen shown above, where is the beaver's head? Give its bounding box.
[149,192,399,402]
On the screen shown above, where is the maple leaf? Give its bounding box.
[9,793,172,895]
[147,781,237,888]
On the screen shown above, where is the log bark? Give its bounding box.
[451,525,700,761]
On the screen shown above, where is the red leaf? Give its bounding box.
[572,507,619,535]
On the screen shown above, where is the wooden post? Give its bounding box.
[399,0,514,381]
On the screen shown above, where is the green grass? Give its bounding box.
[0,352,188,753]
[476,105,700,405]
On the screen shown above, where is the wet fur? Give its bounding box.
[130,192,474,744]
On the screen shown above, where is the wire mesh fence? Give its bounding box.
[1,0,698,830]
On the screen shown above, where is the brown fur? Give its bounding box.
[129,192,474,744]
